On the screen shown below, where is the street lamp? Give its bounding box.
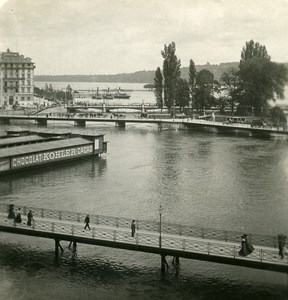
[158,205,164,248]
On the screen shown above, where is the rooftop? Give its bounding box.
[0,49,33,63]
[0,137,93,159]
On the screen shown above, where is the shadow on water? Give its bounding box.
[0,239,287,300]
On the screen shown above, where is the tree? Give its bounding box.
[143,83,154,90]
[194,69,214,111]
[239,57,288,115]
[270,106,287,128]
[175,78,190,111]
[238,40,288,116]
[220,67,240,114]
[161,42,181,115]
[188,59,196,108]
[153,67,163,110]
[240,40,270,64]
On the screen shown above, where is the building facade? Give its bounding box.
[0,49,35,107]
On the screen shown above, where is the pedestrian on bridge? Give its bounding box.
[277,234,287,259]
[84,214,90,230]
[239,234,254,256]
[27,210,34,226]
[8,204,15,219]
[131,220,136,237]
[15,209,22,224]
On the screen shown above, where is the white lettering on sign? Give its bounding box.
[11,145,93,169]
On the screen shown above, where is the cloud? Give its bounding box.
[0,0,287,74]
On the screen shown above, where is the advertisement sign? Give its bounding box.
[11,144,93,169]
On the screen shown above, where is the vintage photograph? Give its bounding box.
[0,0,288,299]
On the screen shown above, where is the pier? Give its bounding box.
[0,204,287,273]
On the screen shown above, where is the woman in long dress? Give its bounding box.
[239,234,254,256]
[27,210,33,226]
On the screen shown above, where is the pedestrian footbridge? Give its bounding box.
[0,204,287,273]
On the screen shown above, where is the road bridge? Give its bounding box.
[0,204,287,273]
[0,114,287,139]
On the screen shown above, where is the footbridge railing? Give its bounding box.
[0,204,279,249]
[0,215,285,268]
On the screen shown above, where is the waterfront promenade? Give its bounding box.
[0,204,287,273]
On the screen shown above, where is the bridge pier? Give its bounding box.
[35,119,48,125]
[115,120,126,128]
[158,123,163,131]
[74,120,86,126]
[161,254,169,273]
[102,103,106,113]
[0,118,10,124]
[172,255,180,265]
[68,241,77,249]
[54,239,64,256]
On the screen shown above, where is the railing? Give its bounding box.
[186,119,284,132]
[0,204,278,248]
[0,215,285,266]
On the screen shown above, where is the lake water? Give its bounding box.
[34,82,156,105]
[34,81,288,106]
[1,83,288,299]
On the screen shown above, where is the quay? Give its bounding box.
[0,114,287,139]
[0,204,287,273]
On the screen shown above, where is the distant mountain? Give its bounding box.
[34,62,288,84]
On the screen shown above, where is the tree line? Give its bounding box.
[34,83,73,102]
[153,40,288,125]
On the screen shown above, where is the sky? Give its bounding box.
[0,0,287,75]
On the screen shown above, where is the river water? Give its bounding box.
[1,82,288,299]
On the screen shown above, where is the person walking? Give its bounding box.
[277,234,287,259]
[84,214,90,230]
[27,210,33,226]
[8,204,15,220]
[15,209,22,224]
[239,234,254,256]
[8,204,15,219]
[131,220,136,237]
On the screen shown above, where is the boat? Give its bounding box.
[92,87,103,100]
[92,94,102,100]
[114,87,131,99]
[0,128,107,175]
[114,92,130,99]
[102,93,114,99]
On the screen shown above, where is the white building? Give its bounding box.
[0,49,35,107]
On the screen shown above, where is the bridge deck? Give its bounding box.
[0,206,287,273]
[0,114,287,135]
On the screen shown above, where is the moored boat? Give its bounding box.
[114,92,130,99]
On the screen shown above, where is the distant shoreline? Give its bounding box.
[34,62,288,83]
[33,62,245,83]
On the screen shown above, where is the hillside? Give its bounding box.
[34,62,288,84]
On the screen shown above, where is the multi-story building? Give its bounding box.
[0,49,35,107]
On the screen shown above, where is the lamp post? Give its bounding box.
[158,205,164,248]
